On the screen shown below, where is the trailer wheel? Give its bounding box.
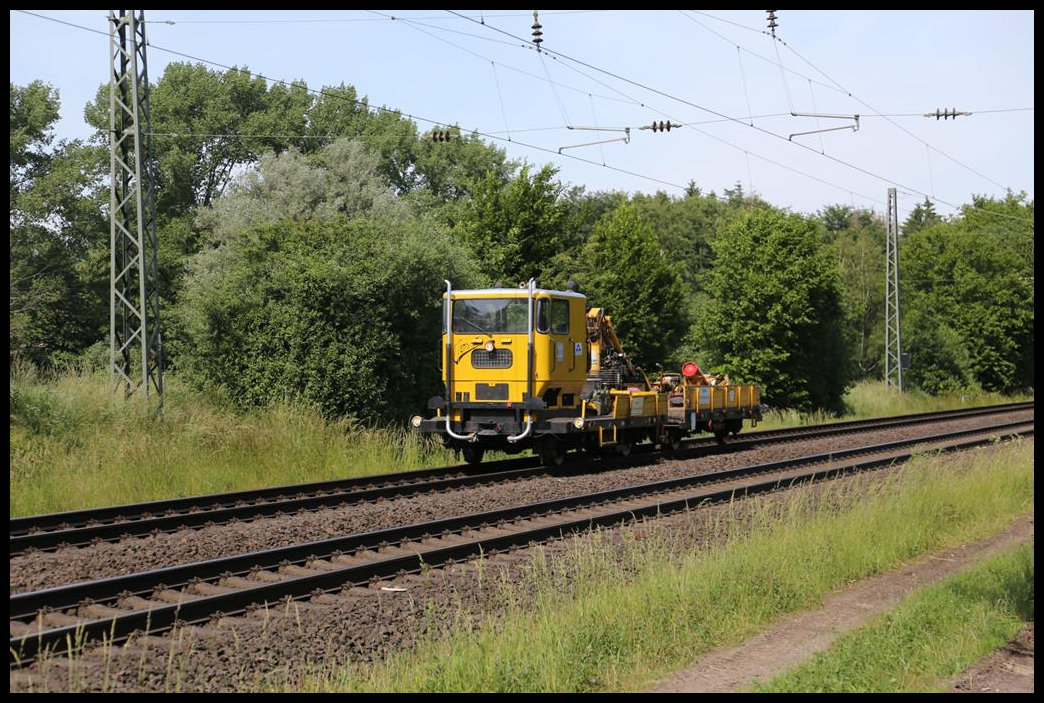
[615,431,636,457]
[462,445,485,466]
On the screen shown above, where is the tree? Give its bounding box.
[902,192,1034,393]
[579,204,688,368]
[816,205,887,381]
[11,81,107,366]
[85,63,300,217]
[696,208,848,413]
[901,307,976,394]
[195,138,404,247]
[451,163,577,286]
[174,136,481,420]
[172,217,477,422]
[902,197,941,235]
[630,188,728,296]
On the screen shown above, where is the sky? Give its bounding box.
[10,10,1035,220]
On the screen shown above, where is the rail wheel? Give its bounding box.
[665,428,683,451]
[538,439,567,467]
[462,444,485,466]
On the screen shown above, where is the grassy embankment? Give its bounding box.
[9,367,1029,516]
[756,379,1026,430]
[298,439,1033,693]
[752,541,1033,693]
[9,368,451,516]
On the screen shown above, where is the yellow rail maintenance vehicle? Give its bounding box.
[411,279,763,466]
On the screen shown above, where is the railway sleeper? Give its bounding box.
[81,603,127,619]
[220,576,267,590]
[151,588,193,604]
[118,595,160,610]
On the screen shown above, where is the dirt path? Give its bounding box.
[650,512,1034,693]
[950,623,1034,694]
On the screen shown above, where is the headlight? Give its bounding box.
[410,415,423,428]
[484,340,495,353]
[572,417,585,430]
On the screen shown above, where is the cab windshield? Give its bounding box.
[452,298,529,334]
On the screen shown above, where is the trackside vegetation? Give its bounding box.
[9,368,1027,517]
[752,542,1033,693]
[298,440,1033,693]
[9,367,453,517]
[11,70,1035,422]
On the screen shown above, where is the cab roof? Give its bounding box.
[446,287,586,299]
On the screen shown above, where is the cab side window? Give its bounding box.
[551,299,569,334]
[536,299,550,333]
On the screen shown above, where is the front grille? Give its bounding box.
[471,348,513,369]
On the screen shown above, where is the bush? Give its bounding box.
[171,216,477,422]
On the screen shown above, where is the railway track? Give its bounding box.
[9,402,1032,555]
[9,416,1032,665]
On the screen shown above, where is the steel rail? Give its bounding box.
[10,419,1032,664]
[9,402,1032,554]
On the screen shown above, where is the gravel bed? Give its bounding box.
[10,410,1032,595]
[9,429,1033,693]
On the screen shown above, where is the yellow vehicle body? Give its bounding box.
[441,286,588,412]
[414,280,763,465]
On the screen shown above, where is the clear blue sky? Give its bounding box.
[10,10,1034,219]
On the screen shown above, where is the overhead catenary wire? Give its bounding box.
[491,62,512,141]
[149,10,607,25]
[330,8,893,208]
[14,10,1031,224]
[679,11,843,98]
[737,46,754,127]
[926,145,936,199]
[14,10,687,192]
[1,10,935,218]
[137,7,1029,222]
[776,35,1012,193]
[445,10,1030,223]
[678,13,1033,120]
[363,10,632,107]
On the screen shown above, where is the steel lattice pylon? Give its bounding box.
[109,9,162,414]
[884,187,903,391]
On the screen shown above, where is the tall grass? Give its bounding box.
[9,368,1031,516]
[757,379,1032,430]
[9,367,453,516]
[304,440,1034,693]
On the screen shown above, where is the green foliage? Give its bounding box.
[195,138,404,246]
[10,81,108,367]
[9,368,458,516]
[172,217,477,421]
[902,197,941,235]
[451,163,579,286]
[697,208,848,412]
[10,80,59,179]
[629,188,728,296]
[901,308,977,394]
[902,192,1034,394]
[755,543,1033,692]
[580,204,688,368]
[817,205,887,381]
